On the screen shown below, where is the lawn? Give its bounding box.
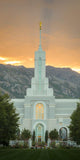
[0,149,80,160]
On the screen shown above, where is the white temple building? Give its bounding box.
[12,23,79,142]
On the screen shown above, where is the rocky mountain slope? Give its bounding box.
[0,64,80,98]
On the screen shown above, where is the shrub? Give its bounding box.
[50,141,55,148]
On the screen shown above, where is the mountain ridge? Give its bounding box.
[0,64,80,99]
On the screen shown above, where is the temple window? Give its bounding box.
[36,103,44,119]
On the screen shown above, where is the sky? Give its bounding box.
[0,0,80,73]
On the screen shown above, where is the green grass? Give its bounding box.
[0,149,80,160]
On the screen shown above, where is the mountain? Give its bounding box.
[0,64,80,98]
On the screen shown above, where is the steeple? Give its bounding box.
[39,22,42,51]
[26,23,54,97]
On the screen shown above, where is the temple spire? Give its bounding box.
[40,21,42,30]
[39,22,42,50]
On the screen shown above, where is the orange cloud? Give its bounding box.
[28,58,33,61]
[4,61,21,65]
[0,57,7,61]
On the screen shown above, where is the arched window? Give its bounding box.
[36,103,44,119]
[59,127,67,140]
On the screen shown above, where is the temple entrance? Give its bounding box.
[38,136,41,142]
[35,124,44,142]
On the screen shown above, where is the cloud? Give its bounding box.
[28,58,33,62]
[0,56,22,66]
[0,57,6,61]
[4,61,21,65]
[0,0,80,70]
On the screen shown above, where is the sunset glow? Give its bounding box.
[4,61,22,65]
[0,57,6,61]
[72,68,80,73]
[0,0,80,73]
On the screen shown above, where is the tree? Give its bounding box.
[0,93,19,146]
[45,130,48,143]
[32,130,35,142]
[69,102,80,144]
[21,129,31,141]
[49,129,58,140]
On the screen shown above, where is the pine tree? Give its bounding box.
[69,102,80,144]
[0,93,19,146]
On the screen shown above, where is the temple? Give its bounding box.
[12,23,79,142]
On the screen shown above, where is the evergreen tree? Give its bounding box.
[45,130,48,143]
[69,102,80,144]
[32,130,35,142]
[0,93,19,146]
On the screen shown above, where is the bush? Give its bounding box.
[41,141,45,147]
[24,142,28,148]
[32,141,36,146]
[50,141,55,148]
[37,141,45,147]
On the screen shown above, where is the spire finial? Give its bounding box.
[39,22,42,50]
[40,22,42,30]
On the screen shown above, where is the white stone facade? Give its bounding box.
[12,26,79,141]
